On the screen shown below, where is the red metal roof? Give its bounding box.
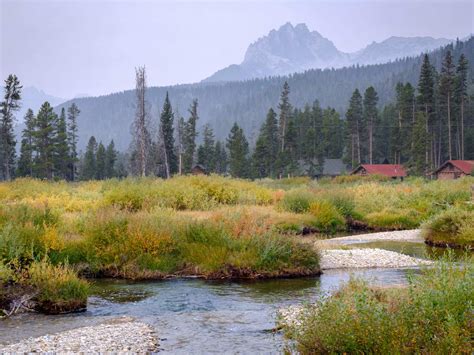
[354,164,407,177]
[437,160,474,174]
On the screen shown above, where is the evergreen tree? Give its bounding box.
[95,142,106,180]
[376,104,396,162]
[226,123,249,178]
[214,141,227,174]
[159,92,177,177]
[278,81,291,152]
[67,103,80,181]
[33,102,57,179]
[197,124,215,171]
[297,102,324,175]
[363,86,378,164]
[252,108,279,178]
[281,118,299,176]
[183,99,199,173]
[82,136,97,180]
[393,83,415,164]
[417,54,435,170]
[321,108,344,159]
[439,50,456,160]
[346,89,363,167]
[54,107,70,179]
[409,112,429,175]
[455,54,468,160]
[17,109,36,177]
[105,140,117,178]
[0,74,22,180]
[176,114,185,174]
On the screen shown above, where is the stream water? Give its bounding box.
[0,267,419,353]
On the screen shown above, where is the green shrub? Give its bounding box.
[279,189,316,213]
[287,259,474,354]
[104,183,147,211]
[364,208,421,230]
[28,260,89,313]
[0,261,12,283]
[309,201,346,233]
[0,223,46,264]
[422,207,474,247]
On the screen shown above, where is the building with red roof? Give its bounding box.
[351,164,407,179]
[433,160,474,180]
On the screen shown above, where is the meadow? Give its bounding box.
[0,175,472,313]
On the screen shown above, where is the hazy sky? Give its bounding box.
[1,0,473,98]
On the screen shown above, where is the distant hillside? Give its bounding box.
[204,22,452,82]
[53,37,473,152]
[18,86,66,121]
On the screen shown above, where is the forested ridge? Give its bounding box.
[53,37,473,151]
[1,38,473,181]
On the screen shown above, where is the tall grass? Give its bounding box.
[422,206,474,247]
[28,260,89,314]
[286,257,474,354]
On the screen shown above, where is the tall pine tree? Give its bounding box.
[34,102,57,179]
[17,109,35,177]
[226,123,249,178]
[455,54,468,160]
[0,74,22,180]
[346,89,363,167]
[183,99,199,173]
[95,142,106,180]
[67,103,80,181]
[278,81,291,153]
[54,107,70,179]
[105,140,117,178]
[439,50,456,160]
[82,136,97,180]
[363,86,378,164]
[197,124,216,172]
[159,92,177,177]
[417,54,435,169]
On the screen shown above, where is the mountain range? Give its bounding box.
[42,35,472,152]
[18,87,66,122]
[12,23,472,152]
[204,22,452,82]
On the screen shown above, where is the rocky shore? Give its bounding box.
[320,229,423,245]
[0,317,158,353]
[320,248,433,269]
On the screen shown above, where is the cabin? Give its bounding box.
[433,160,474,180]
[191,164,208,175]
[351,164,407,180]
[297,159,348,178]
[315,159,348,178]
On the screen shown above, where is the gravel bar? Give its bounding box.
[320,248,432,269]
[322,229,423,245]
[0,317,158,353]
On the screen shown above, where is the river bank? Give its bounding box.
[0,317,158,353]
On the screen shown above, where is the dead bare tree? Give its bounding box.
[133,66,150,177]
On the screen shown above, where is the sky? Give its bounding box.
[1,0,473,98]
